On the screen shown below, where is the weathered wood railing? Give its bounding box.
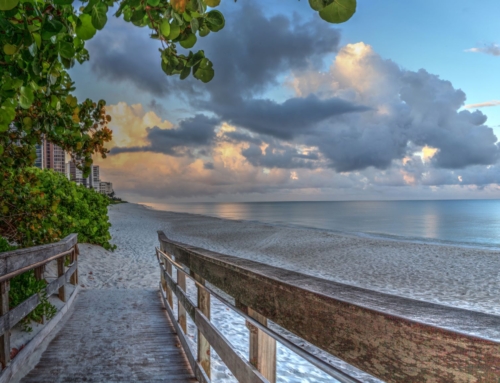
[0,234,79,370]
[158,231,500,383]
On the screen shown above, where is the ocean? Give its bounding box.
[149,200,500,249]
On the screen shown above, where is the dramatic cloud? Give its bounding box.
[87,18,169,96]
[111,114,219,156]
[465,100,500,109]
[212,95,368,140]
[291,43,500,171]
[466,44,500,56]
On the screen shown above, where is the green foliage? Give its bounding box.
[0,236,15,252]
[10,271,56,332]
[0,238,54,333]
[0,0,113,178]
[309,0,356,23]
[0,167,115,250]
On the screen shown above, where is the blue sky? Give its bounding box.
[71,1,500,203]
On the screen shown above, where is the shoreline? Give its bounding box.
[95,203,500,317]
[139,202,500,252]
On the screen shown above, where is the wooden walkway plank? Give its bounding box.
[21,289,196,383]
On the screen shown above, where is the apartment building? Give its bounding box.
[99,182,114,196]
[36,139,115,196]
[35,140,69,177]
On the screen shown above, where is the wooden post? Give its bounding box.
[166,261,173,308]
[70,246,78,286]
[34,265,44,281]
[160,254,167,292]
[0,281,10,368]
[57,256,66,302]
[177,270,187,334]
[194,273,211,378]
[247,308,277,383]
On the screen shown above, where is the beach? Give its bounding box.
[77,202,500,382]
[83,203,500,315]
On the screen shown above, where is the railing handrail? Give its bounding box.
[0,234,79,371]
[0,234,78,280]
[157,230,500,383]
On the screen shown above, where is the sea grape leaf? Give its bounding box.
[205,10,224,32]
[76,14,97,40]
[91,2,108,30]
[319,0,356,23]
[168,23,180,39]
[160,19,170,37]
[171,0,187,13]
[0,0,18,11]
[53,0,74,5]
[3,44,17,55]
[180,33,196,49]
[19,87,34,109]
[204,0,220,7]
[193,58,214,83]
[58,41,75,59]
[309,0,326,11]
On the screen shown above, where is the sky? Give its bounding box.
[71,0,500,203]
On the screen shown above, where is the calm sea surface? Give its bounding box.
[150,200,500,249]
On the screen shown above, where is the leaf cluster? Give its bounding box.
[115,0,226,83]
[0,167,115,250]
[10,270,56,332]
[0,0,113,176]
[309,0,356,23]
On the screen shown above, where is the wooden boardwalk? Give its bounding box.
[21,289,196,383]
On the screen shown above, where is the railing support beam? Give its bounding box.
[57,257,66,302]
[0,281,10,368]
[177,270,187,334]
[238,303,277,383]
[193,272,211,379]
[70,245,78,286]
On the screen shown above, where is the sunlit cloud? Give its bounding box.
[465,44,500,57]
[464,100,500,109]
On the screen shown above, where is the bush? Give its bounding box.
[0,167,115,250]
[0,168,115,330]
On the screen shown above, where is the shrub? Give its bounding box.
[0,167,115,250]
[0,168,115,330]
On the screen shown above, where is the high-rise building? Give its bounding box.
[99,181,114,196]
[35,144,44,169]
[69,162,101,191]
[69,160,86,185]
[34,139,68,178]
[92,165,100,192]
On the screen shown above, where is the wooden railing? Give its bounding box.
[157,232,365,383]
[157,231,500,383]
[0,234,79,369]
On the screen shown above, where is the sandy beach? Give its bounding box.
[82,202,500,315]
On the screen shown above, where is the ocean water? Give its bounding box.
[150,200,500,249]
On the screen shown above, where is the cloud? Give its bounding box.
[111,114,220,156]
[211,95,369,140]
[87,18,169,96]
[291,43,500,172]
[465,44,500,56]
[241,142,320,169]
[89,7,500,201]
[464,100,500,109]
